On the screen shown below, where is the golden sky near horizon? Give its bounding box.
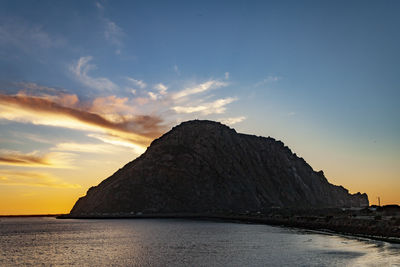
[0,89,398,215]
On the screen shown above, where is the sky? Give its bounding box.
[0,0,399,215]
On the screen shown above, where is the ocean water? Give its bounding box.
[0,217,399,266]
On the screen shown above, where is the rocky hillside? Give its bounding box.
[70,120,368,216]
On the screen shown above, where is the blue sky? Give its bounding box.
[0,0,399,213]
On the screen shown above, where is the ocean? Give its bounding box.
[1,217,399,266]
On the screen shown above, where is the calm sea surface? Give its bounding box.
[0,217,399,266]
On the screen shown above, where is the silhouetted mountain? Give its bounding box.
[70,120,368,216]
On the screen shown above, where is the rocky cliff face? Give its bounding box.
[70,120,368,215]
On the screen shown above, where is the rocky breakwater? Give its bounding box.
[68,120,368,217]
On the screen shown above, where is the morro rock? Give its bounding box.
[70,120,368,216]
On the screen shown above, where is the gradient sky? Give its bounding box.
[0,0,399,214]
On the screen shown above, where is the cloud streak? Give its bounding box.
[104,19,124,48]
[51,139,145,156]
[0,18,65,52]
[70,56,118,91]
[173,65,180,75]
[52,142,121,154]
[172,97,237,115]
[254,75,281,87]
[172,80,228,100]
[219,116,246,125]
[0,151,49,166]
[0,169,80,188]
[154,83,168,95]
[87,133,146,154]
[126,77,147,89]
[0,149,74,168]
[96,2,124,54]
[0,93,164,146]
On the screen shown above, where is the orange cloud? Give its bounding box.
[0,150,74,168]
[0,154,49,166]
[87,133,146,154]
[0,93,165,146]
[0,169,80,188]
[1,77,243,150]
[89,95,134,115]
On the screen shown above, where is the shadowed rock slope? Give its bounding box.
[70,120,368,216]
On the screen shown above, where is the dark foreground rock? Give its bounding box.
[70,120,368,216]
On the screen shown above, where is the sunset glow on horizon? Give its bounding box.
[1,1,399,215]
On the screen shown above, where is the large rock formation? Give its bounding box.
[70,120,368,216]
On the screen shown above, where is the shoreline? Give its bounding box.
[0,214,60,218]
[57,213,400,244]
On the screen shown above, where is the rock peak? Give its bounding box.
[70,120,369,216]
[168,119,234,135]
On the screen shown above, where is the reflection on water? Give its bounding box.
[0,217,399,266]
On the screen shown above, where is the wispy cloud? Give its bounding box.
[145,83,168,101]
[0,18,65,52]
[225,72,230,80]
[254,75,281,87]
[173,65,180,75]
[95,2,124,54]
[105,19,124,48]
[128,88,137,95]
[69,56,118,91]
[11,132,53,144]
[0,149,74,168]
[0,169,80,188]
[172,97,237,115]
[126,77,147,89]
[219,116,246,125]
[0,150,50,166]
[95,2,104,10]
[87,133,146,154]
[12,82,67,96]
[148,91,159,100]
[15,85,80,108]
[172,80,228,100]
[89,95,135,116]
[51,142,129,154]
[154,83,168,95]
